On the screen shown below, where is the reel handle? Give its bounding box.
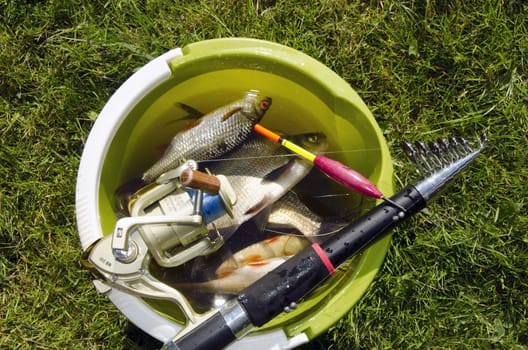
[180,168,221,194]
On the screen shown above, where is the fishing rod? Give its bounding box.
[162,134,486,350]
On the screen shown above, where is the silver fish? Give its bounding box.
[263,191,349,239]
[206,132,328,240]
[142,90,272,183]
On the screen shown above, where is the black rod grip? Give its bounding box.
[170,312,236,350]
[323,184,425,267]
[237,245,331,326]
[237,185,425,328]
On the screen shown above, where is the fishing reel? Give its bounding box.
[84,160,238,324]
[111,162,236,267]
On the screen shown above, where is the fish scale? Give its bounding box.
[141,91,271,183]
[265,191,348,239]
[175,236,311,295]
[205,132,328,241]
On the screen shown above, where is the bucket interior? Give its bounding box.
[96,39,393,339]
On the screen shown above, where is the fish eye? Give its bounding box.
[307,135,319,143]
[259,100,270,110]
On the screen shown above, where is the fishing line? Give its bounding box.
[263,227,346,238]
[319,148,382,155]
[310,193,351,198]
[196,148,382,163]
[197,154,299,163]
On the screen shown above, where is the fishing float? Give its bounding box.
[253,124,402,207]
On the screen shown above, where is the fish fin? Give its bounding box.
[247,258,268,267]
[215,254,240,278]
[176,102,204,118]
[181,117,204,131]
[264,236,283,244]
[162,103,203,128]
[189,255,213,280]
[221,107,242,121]
[157,143,171,157]
[261,159,294,182]
[243,196,271,217]
[251,207,272,232]
[320,220,348,234]
[283,235,310,255]
[217,270,235,279]
[115,176,146,196]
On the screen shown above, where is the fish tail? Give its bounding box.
[116,176,147,196]
[114,176,147,215]
[308,220,349,243]
[173,279,240,295]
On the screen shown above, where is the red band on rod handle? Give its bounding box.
[312,243,335,274]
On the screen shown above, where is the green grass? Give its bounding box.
[1,0,527,349]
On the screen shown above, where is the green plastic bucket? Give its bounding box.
[76,38,393,348]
